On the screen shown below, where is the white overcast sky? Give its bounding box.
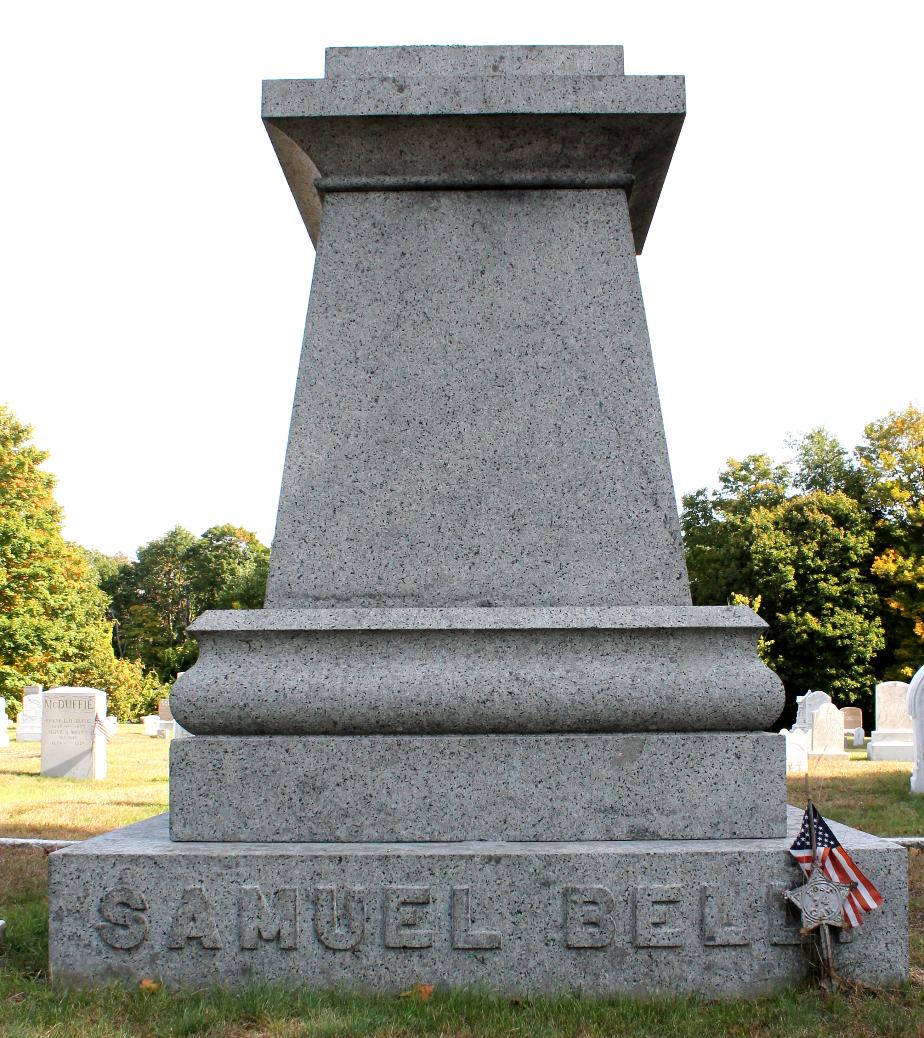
[1,1,921,557]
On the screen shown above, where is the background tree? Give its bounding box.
[185,524,270,613]
[0,406,162,720]
[97,523,270,683]
[682,433,884,721]
[746,492,883,703]
[790,427,865,499]
[857,406,924,678]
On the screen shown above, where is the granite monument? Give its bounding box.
[48,44,907,995]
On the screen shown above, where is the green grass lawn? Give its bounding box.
[2,739,924,1036]
[786,753,924,837]
[0,724,169,839]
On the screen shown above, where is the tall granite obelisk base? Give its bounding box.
[48,46,907,994]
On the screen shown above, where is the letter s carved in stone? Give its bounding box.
[96,887,148,950]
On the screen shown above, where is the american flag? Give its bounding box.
[790,803,884,928]
[93,714,112,742]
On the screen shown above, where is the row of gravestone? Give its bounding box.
[780,681,916,774]
[1,687,189,781]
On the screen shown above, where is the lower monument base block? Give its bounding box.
[169,732,786,842]
[48,810,907,996]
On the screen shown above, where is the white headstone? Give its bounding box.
[792,690,831,734]
[0,697,9,748]
[142,714,161,737]
[810,703,848,757]
[852,726,866,748]
[40,687,108,779]
[908,665,924,793]
[16,686,43,742]
[780,727,810,773]
[868,680,913,762]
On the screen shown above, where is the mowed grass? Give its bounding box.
[0,724,168,839]
[3,745,924,1034]
[786,754,924,837]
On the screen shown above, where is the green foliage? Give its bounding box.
[857,406,924,679]
[0,406,164,720]
[747,493,883,703]
[682,432,887,716]
[791,427,865,499]
[186,523,270,613]
[98,524,269,683]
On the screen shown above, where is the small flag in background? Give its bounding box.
[93,714,112,742]
[790,804,884,928]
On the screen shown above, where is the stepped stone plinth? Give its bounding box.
[48,45,907,995]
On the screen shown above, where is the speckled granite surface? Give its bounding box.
[171,607,784,735]
[48,809,907,994]
[264,186,688,610]
[169,732,786,842]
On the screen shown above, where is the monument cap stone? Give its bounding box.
[325,45,627,78]
[263,44,683,254]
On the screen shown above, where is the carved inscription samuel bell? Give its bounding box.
[96,881,800,953]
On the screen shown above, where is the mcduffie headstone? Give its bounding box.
[41,688,108,780]
[48,44,907,996]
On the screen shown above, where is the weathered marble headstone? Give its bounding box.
[16,686,43,742]
[810,703,848,758]
[853,726,866,748]
[0,698,9,748]
[868,680,913,762]
[142,714,161,737]
[792,690,831,735]
[40,688,108,780]
[48,44,907,996]
[841,706,863,733]
[908,665,924,793]
[780,727,809,773]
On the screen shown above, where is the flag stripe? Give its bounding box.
[831,848,884,909]
[820,855,864,925]
[788,804,883,928]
